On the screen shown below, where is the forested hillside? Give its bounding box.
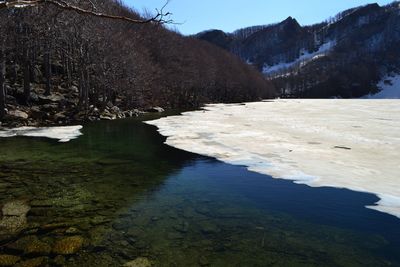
[0,0,275,127]
[197,2,400,98]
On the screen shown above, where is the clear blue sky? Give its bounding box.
[124,0,395,35]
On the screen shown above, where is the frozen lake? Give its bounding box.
[147,99,400,218]
[1,111,400,265]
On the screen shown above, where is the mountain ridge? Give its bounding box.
[196,1,400,98]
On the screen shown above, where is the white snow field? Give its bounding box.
[147,99,400,218]
[0,125,83,142]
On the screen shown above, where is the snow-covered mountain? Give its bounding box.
[196,2,400,98]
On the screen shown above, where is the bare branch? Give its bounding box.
[0,0,172,24]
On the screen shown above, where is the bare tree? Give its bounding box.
[0,32,5,119]
[0,0,275,125]
[0,0,173,24]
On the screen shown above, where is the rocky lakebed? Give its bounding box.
[1,115,399,267]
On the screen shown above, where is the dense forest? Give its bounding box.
[197,2,400,98]
[0,0,275,127]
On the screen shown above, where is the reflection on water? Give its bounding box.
[0,116,399,266]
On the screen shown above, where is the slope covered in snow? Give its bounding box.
[365,74,400,99]
[262,41,336,75]
[147,100,400,219]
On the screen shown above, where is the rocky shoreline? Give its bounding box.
[0,84,165,129]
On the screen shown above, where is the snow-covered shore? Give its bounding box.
[147,99,400,218]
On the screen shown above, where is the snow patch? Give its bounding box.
[0,125,83,142]
[245,59,253,65]
[146,100,400,219]
[364,74,400,99]
[263,41,336,75]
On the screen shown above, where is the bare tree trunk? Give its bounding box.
[0,39,6,119]
[44,40,52,95]
[67,60,72,88]
[29,57,36,84]
[11,59,17,85]
[23,46,31,104]
[85,69,90,111]
[65,45,72,88]
[72,41,76,73]
[78,67,85,108]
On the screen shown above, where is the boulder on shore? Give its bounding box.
[29,107,47,120]
[6,110,29,120]
[38,94,65,105]
[146,107,164,113]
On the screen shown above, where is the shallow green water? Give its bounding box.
[0,116,399,266]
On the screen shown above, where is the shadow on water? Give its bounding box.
[0,115,399,266]
[206,161,400,241]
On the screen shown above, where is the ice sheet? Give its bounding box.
[0,125,83,142]
[146,100,400,218]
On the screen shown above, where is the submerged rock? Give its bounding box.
[6,236,38,253]
[173,220,189,233]
[24,239,51,256]
[0,200,30,238]
[40,222,70,232]
[65,227,81,235]
[2,200,30,216]
[90,216,111,226]
[0,216,26,234]
[52,236,84,255]
[123,257,153,267]
[0,254,20,266]
[198,255,210,266]
[200,222,220,235]
[53,255,65,266]
[166,232,184,240]
[14,257,47,267]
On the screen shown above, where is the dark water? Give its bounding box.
[0,115,399,267]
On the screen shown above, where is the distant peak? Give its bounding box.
[280,16,300,28]
[282,16,299,24]
[369,3,380,8]
[284,16,295,22]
